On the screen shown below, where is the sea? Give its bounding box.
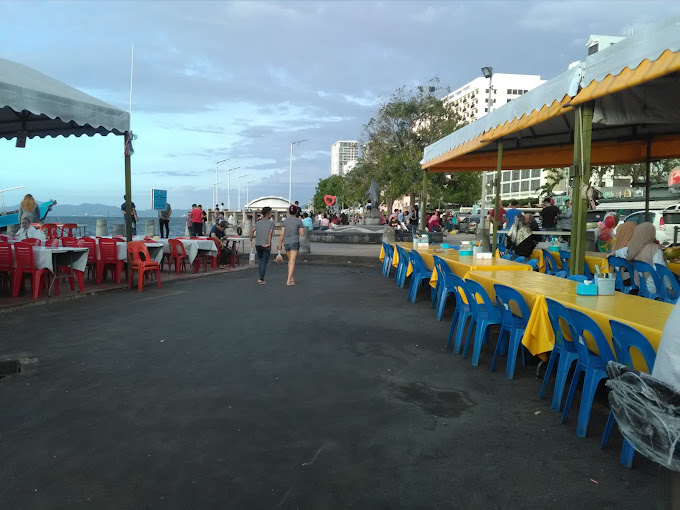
[49,215,192,238]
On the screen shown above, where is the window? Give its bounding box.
[531,168,540,178]
[524,90,528,94]
[502,183,510,194]
[503,172,511,182]
[511,182,519,193]
[512,89,517,95]
[484,108,488,112]
[520,181,529,192]
[531,179,540,190]
[507,89,512,94]
[521,170,530,179]
[507,99,512,103]
[512,170,520,180]
[485,88,489,93]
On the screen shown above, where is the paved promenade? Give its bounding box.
[0,263,667,508]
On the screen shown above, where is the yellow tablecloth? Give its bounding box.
[465,270,673,372]
[530,249,610,274]
[668,261,680,276]
[428,251,532,288]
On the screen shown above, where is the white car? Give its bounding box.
[622,207,680,246]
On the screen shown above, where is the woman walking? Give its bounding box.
[250,207,275,284]
[277,205,305,286]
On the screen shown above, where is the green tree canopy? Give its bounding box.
[312,175,346,211]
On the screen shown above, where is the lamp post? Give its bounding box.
[225,166,241,211]
[479,66,494,249]
[215,159,228,208]
[238,174,251,210]
[246,180,256,205]
[289,139,307,205]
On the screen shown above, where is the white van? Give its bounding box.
[623,205,680,246]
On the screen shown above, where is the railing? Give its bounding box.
[0,186,28,215]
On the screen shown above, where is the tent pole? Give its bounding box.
[492,141,503,255]
[571,104,593,276]
[124,131,133,242]
[645,142,652,223]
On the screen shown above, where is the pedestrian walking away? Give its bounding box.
[250,206,275,284]
[278,205,305,286]
[158,201,172,238]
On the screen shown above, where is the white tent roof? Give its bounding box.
[244,196,292,211]
[0,57,130,140]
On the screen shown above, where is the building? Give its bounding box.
[587,34,625,55]
[331,140,359,176]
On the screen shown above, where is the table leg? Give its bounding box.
[75,270,85,292]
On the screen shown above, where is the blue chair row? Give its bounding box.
[381,242,394,277]
[608,256,680,303]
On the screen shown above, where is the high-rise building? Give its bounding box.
[331,140,359,176]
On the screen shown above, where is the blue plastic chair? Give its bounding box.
[583,263,594,279]
[607,256,637,294]
[600,320,657,468]
[567,275,588,283]
[632,260,665,300]
[559,250,570,273]
[407,250,433,303]
[394,245,410,288]
[525,259,539,271]
[433,256,456,320]
[501,254,513,260]
[492,285,531,379]
[381,242,394,277]
[562,309,617,438]
[447,274,474,354]
[655,263,680,304]
[540,299,579,411]
[553,270,568,278]
[542,249,559,275]
[462,280,502,367]
[513,256,526,263]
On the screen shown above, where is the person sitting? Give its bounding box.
[625,222,667,295]
[610,221,637,285]
[427,211,441,232]
[507,215,538,257]
[302,212,314,232]
[320,215,330,231]
[210,220,232,269]
[16,217,47,242]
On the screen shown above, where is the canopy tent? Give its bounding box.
[420,16,680,272]
[0,57,134,239]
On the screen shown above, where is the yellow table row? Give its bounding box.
[465,270,674,372]
[669,261,680,276]
[528,249,610,274]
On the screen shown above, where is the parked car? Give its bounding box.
[458,215,481,234]
[663,204,680,244]
[622,209,676,246]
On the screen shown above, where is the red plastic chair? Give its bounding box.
[0,234,8,242]
[127,241,161,292]
[168,239,189,274]
[97,238,126,284]
[40,223,59,239]
[61,237,79,247]
[0,241,13,293]
[45,238,60,248]
[61,223,78,237]
[21,238,41,246]
[80,237,98,280]
[12,241,54,298]
[209,238,222,269]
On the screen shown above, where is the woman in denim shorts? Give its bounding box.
[277,205,305,285]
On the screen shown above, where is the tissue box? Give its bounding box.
[459,250,473,256]
[576,282,598,296]
[595,275,615,295]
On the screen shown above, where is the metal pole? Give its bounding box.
[124,132,132,242]
[289,142,293,205]
[478,73,493,250]
[228,171,231,211]
[645,142,652,223]
[492,141,504,255]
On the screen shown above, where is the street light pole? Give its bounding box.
[246,180,255,205]
[238,174,251,210]
[225,166,241,211]
[479,66,494,250]
[215,159,228,208]
[289,139,307,205]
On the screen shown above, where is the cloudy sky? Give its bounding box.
[2,1,678,211]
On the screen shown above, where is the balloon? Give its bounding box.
[604,215,616,228]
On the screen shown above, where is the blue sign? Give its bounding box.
[152,189,168,210]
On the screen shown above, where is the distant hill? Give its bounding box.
[49,203,158,217]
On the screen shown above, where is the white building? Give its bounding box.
[331,140,359,176]
[587,34,625,55]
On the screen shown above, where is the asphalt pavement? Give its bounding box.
[0,262,668,508]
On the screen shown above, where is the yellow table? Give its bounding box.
[466,270,673,372]
[530,249,610,274]
[668,261,680,276]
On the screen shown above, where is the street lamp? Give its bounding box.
[245,180,256,205]
[289,139,307,205]
[225,166,242,211]
[479,66,494,248]
[215,159,228,208]
[238,174,251,210]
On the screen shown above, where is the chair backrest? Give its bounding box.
[127,241,152,263]
[545,298,576,352]
[446,273,469,309]
[559,250,570,272]
[382,242,393,260]
[40,223,59,238]
[465,279,499,321]
[655,263,680,304]
[21,238,41,246]
[609,320,657,373]
[567,308,616,365]
[45,238,60,248]
[501,254,513,260]
[409,250,429,274]
[525,259,539,271]
[494,284,531,327]
[542,249,558,274]
[80,237,97,262]
[169,238,188,258]
[513,256,526,263]
[632,260,665,300]
[211,238,222,255]
[0,234,8,242]
[553,270,568,278]
[607,256,636,293]
[567,275,588,283]
[0,241,13,271]
[61,223,77,237]
[395,245,410,268]
[98,238,121,262]
[14,242,36,270]
[433,256,454,280]
[61,237,79,247]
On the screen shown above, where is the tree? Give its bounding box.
[535,167,567,198]
[312,175,346,212]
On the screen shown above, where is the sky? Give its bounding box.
[2,1,679,212]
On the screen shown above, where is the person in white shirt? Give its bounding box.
[623,222,667,295]
[16,218,46,242]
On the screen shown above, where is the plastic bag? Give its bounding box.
[249,246,256,263]
[275,250,283,262]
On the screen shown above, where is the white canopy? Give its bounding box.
[0,57,129,140]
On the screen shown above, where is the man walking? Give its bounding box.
[158,201,172,238]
